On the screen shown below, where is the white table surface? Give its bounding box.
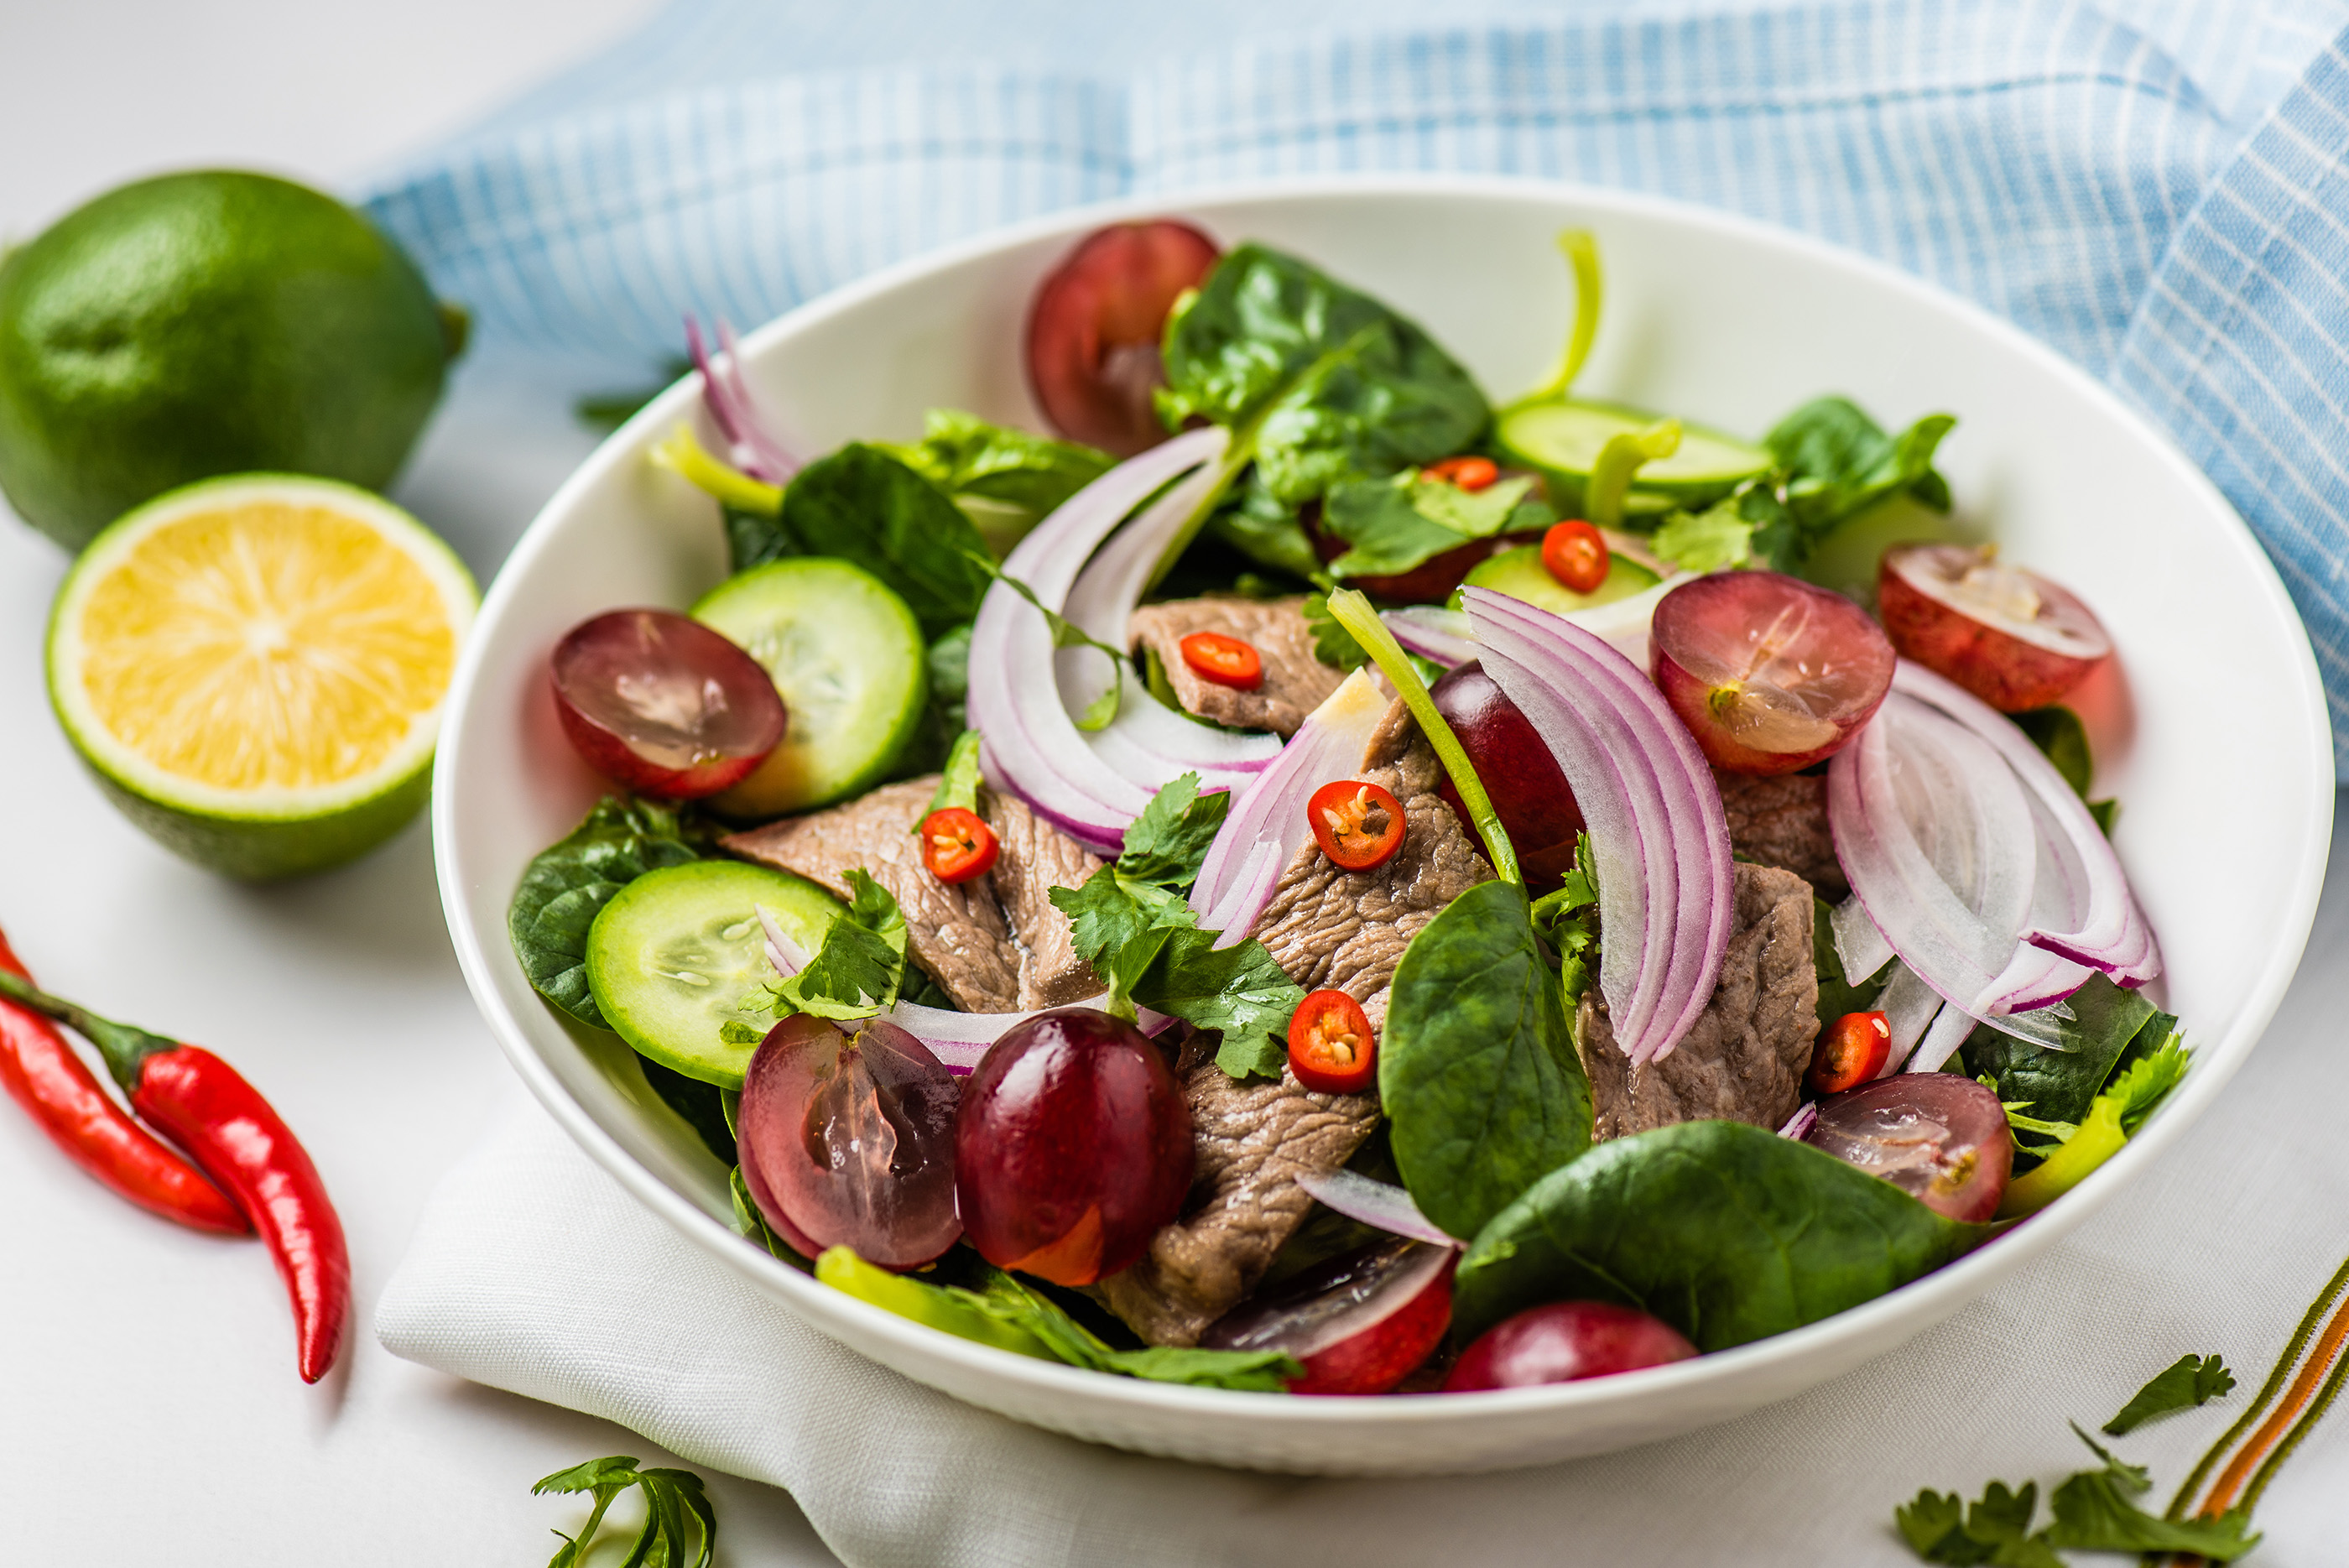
[0,3,844,1562]
[5,6,2347,1565]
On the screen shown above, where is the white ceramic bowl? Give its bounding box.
[433,176,2333,1477]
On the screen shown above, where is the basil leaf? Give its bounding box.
[2102,1352,2235,1435]
[1204,467,1326,580]
[1454,1120,1992,1350]
[1383,879,1591,1241]
[508,798,706,1029]
[776,444,995,638]
[638,1055,737,1164]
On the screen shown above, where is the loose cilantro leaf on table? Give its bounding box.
[533,1455,716,1568]
[509,798,706,1029]
[1049,774,1305,1080]
[1895,1481,2061,1567]
[2042,1425,2260,1557]
[2103,1353,2236,1435]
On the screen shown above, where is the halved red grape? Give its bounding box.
[1650,571,1895,774]
[1804,1071,2013,1222]
[1443,1300,1696,1391]
[1878,544,2113,711]
[1429,661,1585,889]
[551,609,786,798]
[953,1008,1192,1286]
[1200,1237,1455,1395]
[737,1013,962,1268]
[1025,220,1221,456]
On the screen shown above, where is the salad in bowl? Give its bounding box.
[501,215,2201,1405]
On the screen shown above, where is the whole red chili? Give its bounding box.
[0,932,246,1236]
[0,966,348,1383]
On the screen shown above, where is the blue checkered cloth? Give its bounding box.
[362,0,2349,772]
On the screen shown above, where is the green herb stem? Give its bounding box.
[1586,419,1680,529]
[1323,588,1522,887]
[0,969,176,1093]
[1529,228,1602,401]
[650,425,785,515]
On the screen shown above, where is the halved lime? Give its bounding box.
[45,473,477,879]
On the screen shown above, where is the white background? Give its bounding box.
[0,3,845,1561]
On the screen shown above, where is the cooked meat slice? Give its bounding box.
[982,793,1105,1008]
[721,779,1102,1012]
[1098,1063,1379,1347]
[1247,706,1492,1029]
[1128,596,1346,737]
[1576,862,1820,1139]
[1715,766,1845,899]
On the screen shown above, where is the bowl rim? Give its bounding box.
[432,171,2335,1435]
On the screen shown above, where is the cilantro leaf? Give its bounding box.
[2041,1425,2259,1558]
[2109,1036,2191,1134]
[1650,497,1755,572]
[770,869,906,1020]
[1115,772,1232,889]
[532,1455,716,1568]
[1129,926,1303,1073]
[1529,831,1601,1009]
[924,729,984,820]
[1893,1481,2062,1567]
[1321,470,1549,580]
[2103,1353,2235,1435]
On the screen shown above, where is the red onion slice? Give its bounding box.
[1909,996,1979,1074]
[1892,661,2159,989]
[1778,1103,1819,1140]
[967,426,1230,852]
[685,317,798,483]
[1383,607,1479,667]
[1460,587,1735,1065]
[1189,669,1389,935]
[1296,1169,1459,1249]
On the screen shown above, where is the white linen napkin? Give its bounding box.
[381,865,2349,1568]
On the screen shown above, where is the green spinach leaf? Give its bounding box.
[1203,467,1327,581]
[1960,976,2167,1134]
[1454,1119,1991,1349]
[508,798,706,1029]
[2103,1353,2235,1435]
[1383,878,1592,1241]
[2011,706,2119,836]
[924,729,985,819]
[776,444,996,639]
[1727,397,1956,569]
[639,1055,737,1165]
[723,503,798,574]
[1321,470,1548,579]
[730,1165,810,1267]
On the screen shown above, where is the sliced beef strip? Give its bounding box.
[1102,703,1489,1347]
[1576,862,1820,1140]
[1247,706,1493,1031]
[721,779,1103,1013]
[1127,596,1346,737]
[1714,765,1846,899]
[1098,1063,1380,1348]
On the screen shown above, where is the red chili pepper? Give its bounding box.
[1178,630,1263,690]
[1307,779,1408,873]
[0,933,247,1236]
[1806,1009,1893,1095]
[1425,455,1500,492]
[0,966,349,1383]
[1289,989,1378,1094]
[920,807,1000,883]
[1541,519,1611,595]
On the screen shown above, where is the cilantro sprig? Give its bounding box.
[2104,1353,2235,1436]
[533,1456,716,1568]
[1048,774,1305,1080]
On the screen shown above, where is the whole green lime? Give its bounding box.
[0,170,460,551]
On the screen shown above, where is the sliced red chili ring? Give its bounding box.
[1179,631,1263,690]
[1425,455,1500,492]
[1289,989,1378,1095]
[1307,779,1407,873]
[1805,1009,1893,1095]
[920,807,1000,883]
[1540,519,1610,595]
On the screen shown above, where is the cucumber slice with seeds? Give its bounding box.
[586,860,845,1088]
[1460,544,1659,616]
[1498,399,1771,510]
[693,558,927,819]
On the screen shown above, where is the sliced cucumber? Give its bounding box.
[1459,545,1660,616]
[586,860,846,1087]
[1498,399,1771,508]
[693,558,927,818]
